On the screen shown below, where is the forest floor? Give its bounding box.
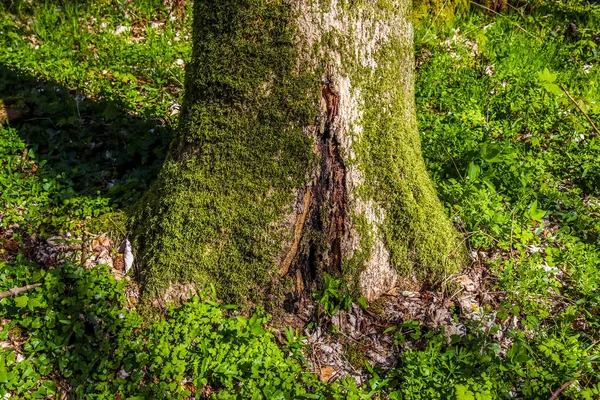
[1,0,600,399]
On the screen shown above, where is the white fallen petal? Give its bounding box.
[117,366,130,379]
[114,25,130,35]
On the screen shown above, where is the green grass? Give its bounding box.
[1,0,600,398]
[418,0,600,324]
[0,0,189,234]
[409,2,600,397]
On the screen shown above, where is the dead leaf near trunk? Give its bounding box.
[91,236,112,252]
[163,0,186,20]
[114,255,125,271]
[319,366,336,382]
[200,384,215,398]
[0,98,29,124]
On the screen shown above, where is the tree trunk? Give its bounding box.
[133,0,464,308]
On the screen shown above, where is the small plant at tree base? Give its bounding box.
[284,326,308,363]
[313,273,355,317]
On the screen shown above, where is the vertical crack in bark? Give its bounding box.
[296,72,349,297]
[322,103,346,274]
[312,71,347,276]
[280,67,348,300]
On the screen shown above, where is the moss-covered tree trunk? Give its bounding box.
[133,0,464,307]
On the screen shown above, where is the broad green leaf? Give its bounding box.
[525,200,547,222]
[0,356,7,383]
[543,82,562,96]
[467,162,481,181]
[537,67,557,83]
[14,295,28,308]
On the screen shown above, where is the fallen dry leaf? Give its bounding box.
[319,366,336,382]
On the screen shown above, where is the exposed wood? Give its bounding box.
[0,283,42,299]
[280,188,312,276]
[299,69,347,284]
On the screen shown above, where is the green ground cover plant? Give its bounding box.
[1,0,600,398]
[0,0,187,235]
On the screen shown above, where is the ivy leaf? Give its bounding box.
[27,296,44,311]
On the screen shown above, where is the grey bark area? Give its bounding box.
[278,0,462,303]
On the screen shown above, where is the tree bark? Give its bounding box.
[133,0,465,308]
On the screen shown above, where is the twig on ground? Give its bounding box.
[470,2,537,38]
[549,373,580,400]
[0,283,42,299]
[560,84,600,136]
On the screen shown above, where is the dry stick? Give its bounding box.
[0,283,42,299]
[421,0,450,41]
[560,84,600,136]
[549,374,580,400]
[469,1,537,38]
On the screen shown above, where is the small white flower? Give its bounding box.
[117,367,130,379]
[175,58,185,66]
[538,263,553,272]
[583,64,593,74]
[114,25,130,35]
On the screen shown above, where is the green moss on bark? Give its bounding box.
[133,0,318,302]
[343,214,374,295]
[331,3,465,285]
[413,0,465,25]
[356,41,464,281]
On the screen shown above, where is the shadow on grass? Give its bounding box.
[0,64,174,208]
